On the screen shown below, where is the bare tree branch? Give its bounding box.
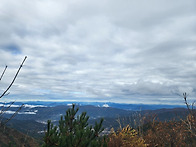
[0,56,27,126]
[0,101,15,120]
[0,65,7,81]
[2,104,24,126]
[0,56,27,99]
[182,93,196,137]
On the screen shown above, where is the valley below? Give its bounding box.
[1,101,188,140]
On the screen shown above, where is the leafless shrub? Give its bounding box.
[181,92,196,137]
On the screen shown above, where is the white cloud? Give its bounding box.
[0,0,196,104]
[4,110,37,115]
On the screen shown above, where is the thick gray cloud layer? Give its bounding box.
[0,0,196,104]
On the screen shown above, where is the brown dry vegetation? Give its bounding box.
[0,126,39,147]
[106,114,196,147]
[105,94,196,147]
[107,125,146,147]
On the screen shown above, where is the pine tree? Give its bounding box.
[42,104,106,147]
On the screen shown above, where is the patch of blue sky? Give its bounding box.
[3,44,21,55]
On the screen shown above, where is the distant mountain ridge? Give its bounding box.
[1,101,187,125]
[0,101,185,111]
[1,101,188,141]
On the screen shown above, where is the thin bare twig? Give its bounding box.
[0,101,15,120]
[0,103,5,115]
[2,104,24,126]
[183,93,193,115]
[0,56,27,99]
[0,65,7,81]
[182,92,196,137]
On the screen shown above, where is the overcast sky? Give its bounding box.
[0,0,196,104]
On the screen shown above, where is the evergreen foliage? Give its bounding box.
[42,104,106,147]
